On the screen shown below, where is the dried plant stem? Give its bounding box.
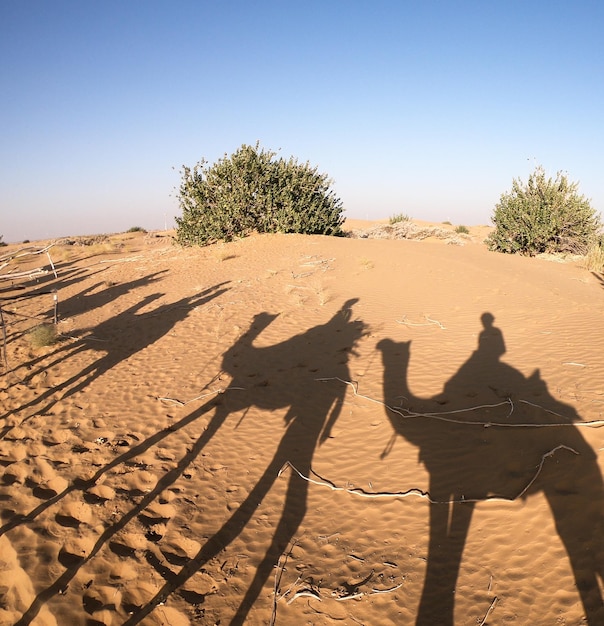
[397,315,446,329]
[317,377,604,428]
[271,538,299,625]
[156,385,245,407]
[280,443,579,504]
[478,596,498,625]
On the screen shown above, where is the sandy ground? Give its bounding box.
[0,221,603,625]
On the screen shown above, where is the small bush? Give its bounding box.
[487,166,601,256]
[127,226,147,233]
[0,235,6,247]
[389,213,411,225]
[442,220,452,225]
[28,324,57,348]
[175,142,344,246]
[455,225,470,234]
[583,238,604,272]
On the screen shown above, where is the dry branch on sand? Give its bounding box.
[0,243,57,281]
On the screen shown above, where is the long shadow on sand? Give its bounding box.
[377,313,604,625]
[9,298,365,625]
[1,271,168,375]
[0,281,229,429]
[121,298,367,625]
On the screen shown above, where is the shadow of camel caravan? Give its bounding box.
[377,313,604,625]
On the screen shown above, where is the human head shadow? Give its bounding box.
[1,281,229,427]
[377,313,604,625]
[121,298,367,625]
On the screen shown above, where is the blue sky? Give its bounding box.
[2,1,603,242]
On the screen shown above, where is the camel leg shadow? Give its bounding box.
[417,494,475,625]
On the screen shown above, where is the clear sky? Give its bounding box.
[1,1,603,243]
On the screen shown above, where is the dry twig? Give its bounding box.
[280,443,579,504]
[317,377,604,428]
[396,315,446,329]
[478,596,498,626]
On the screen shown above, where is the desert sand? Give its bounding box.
[0,220,603,625]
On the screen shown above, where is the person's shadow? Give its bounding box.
[124,298,367,625]
[377,313,604,625]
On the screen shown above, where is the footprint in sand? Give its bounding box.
[159,531,201,565]
[55,499,94,527]
[41,428,72,446]
[123,470,157,495]
[139,502,175,526]
[84,483,116,504]
[108,561,138,583]
[0,441,27,464]
[109,530,148,557]
[121,581,163,613]
[58,535,96,567]
[1,458,30,485]
[83,585,123,614]
[35,475,69,499]
[180,570,219,604]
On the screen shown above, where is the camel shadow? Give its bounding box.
[377,313,604,625]
[123,298,367,625]
[2,271,168,377]
[1,282,229,427]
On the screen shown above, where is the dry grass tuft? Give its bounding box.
[28,324,58,348]
[359,257,374,270]
[582,242,604,272]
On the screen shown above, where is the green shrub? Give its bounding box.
[389,213,411,225]
[487,166,601,256]
[455,225,470,234]
[127,226,147,233]
[175,143,345,246]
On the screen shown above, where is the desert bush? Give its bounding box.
[487,166,601,256]
[175,142,344,246]
[0,235,6,247]
[389,213,411,224]
[28,324,57,348]
[127,226,147,233]
[455,225,469,234]
[583,238,604,272]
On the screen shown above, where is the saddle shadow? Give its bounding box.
[377,313,604,624]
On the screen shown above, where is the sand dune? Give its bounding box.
[0,223,603,625]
